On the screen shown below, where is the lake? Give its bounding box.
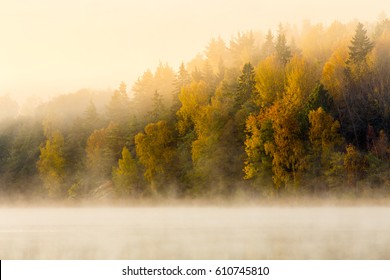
[1,206,389,259]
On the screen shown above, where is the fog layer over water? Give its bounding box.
[1,207,389,259]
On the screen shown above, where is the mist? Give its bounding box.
[1,0,388,101]
[2,1,390,261]
[1,206,390,259]
[1,15,390,199]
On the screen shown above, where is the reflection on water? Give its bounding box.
[0,207,389,259]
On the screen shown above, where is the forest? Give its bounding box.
[1,18,390,200]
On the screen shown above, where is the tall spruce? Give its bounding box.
[275,25,292,65]
[348,22,374,64]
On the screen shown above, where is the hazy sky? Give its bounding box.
[0,0,388,101]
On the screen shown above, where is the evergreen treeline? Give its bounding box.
[2,19,390,199]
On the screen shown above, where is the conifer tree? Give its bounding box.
[107,82,130,123]
[275,25,291,65]
[262,30,275,58]
[236,63,258,106]
[348,22,374,64]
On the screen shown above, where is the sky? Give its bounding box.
[0,0,389,101]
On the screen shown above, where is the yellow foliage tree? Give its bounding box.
[135,121,175,192]
[285,55,319,105]
[265,101,306,189]
[85,127,112,180]
[112,147,140,196]
[244,113,273,181]
[308,107,344,176]
[255,55,285,107]
[176,81,211,135]
[37,130,65,197]
[321,45,349,105]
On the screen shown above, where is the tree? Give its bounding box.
[344,144,368,188]
[85,127,113,181]
[264,101,306,189]
[153,63,176,109]
[245,98,306,191]
[255,55,285,107]
[150,90,166,122]
[261,30,275,58]
[190,75,244,195]
[84,100,102,130]
[285,55,319,104]
[107,82,130,124]
[176,81,211,136]
[171,63,192,113]
[174,63,192,91]
[340,23,377,147]
[37,130,65,197]
[237,63,257,104]
[235,63,258,142]
[132,64,176,117]
[368,33,390,131]
[112,147,141,196]
[132,69,154,115]
[244,114,273,185]
[275,25,291,65]
[135,121,175,192]
[229,31,260,67]
[308,107,344,177]
[348,22,374,64]
[205,37,228,73]
[0,118,44,194]
[306,83,334,114]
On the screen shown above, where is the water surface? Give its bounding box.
[1,207,389,259]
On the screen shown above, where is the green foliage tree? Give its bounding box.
[235,63,259,142]
[236,63,258,106]
[150,90,166,122]
[348,22,374,64]
[229,31,260,67]
[107,82,130,124]
[275,25,292,65]
[261,30,275,58]
[344,144,368,188]
[133,64,176,116]
[205,37,228,73]
[0,118,44,194]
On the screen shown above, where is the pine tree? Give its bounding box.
[348,22,374,64]
[262,30,275,58]
[236,63,258,106]
[107,82,130,123]
[275,25,291,66]
[150,90,165,121]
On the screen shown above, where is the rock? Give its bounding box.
[91,181,115,200]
